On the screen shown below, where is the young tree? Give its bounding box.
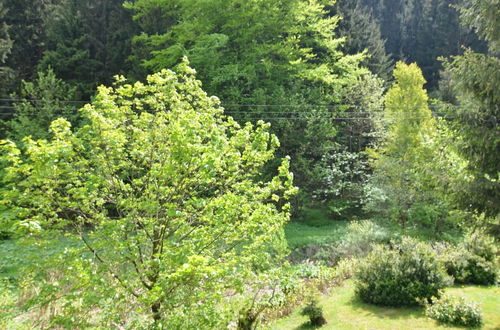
[4,69,79,142]
[366,62,465,231]
[0,60,295,327]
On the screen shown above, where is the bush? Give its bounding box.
[425,295,482,327]
[300,298,327,327]
[355,237,450,306]
[439,231,498,285]
[330,221,391,262]
[304,220,392,266]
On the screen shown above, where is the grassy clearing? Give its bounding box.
[268,280,500,330]
[285,207,350,249]
[285,222,349,249]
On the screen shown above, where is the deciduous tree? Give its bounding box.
[0,60,295,327]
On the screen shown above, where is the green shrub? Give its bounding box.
[464,230,497,262]
[355,237,450,306]
[330,221,391,262]
[425,295,482,327]
[300,298,327,326]
[440,231,498,285]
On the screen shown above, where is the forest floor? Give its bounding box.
[268,280,500,330]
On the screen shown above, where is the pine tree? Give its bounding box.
[332,0,392,80]
[39,0,138,98]
[0,1,14,97]
[5,69,79,143]
[2,0,56,83]
[443,0,500,216]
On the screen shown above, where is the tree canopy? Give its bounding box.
[0,60,296,327]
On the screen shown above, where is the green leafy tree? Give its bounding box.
[3,69,79,142]
[367,62,434,226]
[127,0,367,200]
[367,62,465,231]
[0,60,295,327]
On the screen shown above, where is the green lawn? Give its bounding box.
[269,280,500,330]
[285,221,349,249]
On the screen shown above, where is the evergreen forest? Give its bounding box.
[0,0,498,328]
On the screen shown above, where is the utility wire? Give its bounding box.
[0,98,462,109]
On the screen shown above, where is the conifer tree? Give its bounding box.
[0,1,14,97]
[443,0,500,216]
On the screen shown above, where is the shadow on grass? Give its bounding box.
[347,295,426,321]
[293,322,326,330]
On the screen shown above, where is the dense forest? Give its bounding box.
[0,0,498,328]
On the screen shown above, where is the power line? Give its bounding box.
[0,98,462,110]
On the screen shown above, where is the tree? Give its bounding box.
[358,0,487,89]
[0,1,14,97]
[441,0,500,217]
[457,0,500,53]
[127,0,367,202]
[3,69,79,143]
[366,62,465,231]
[39,0,138,98]
[331,0,392,80]
[0,60,296,327]
[311,73,385,218]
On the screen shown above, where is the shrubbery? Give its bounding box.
[425,295,482,327]
[355,237,450,306]
[294,220,392,266]
[300,298,327,327]
[439,231,498,285]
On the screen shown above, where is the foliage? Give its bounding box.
[39,0,138,98]
[367,62,467,232]
[444,231,498,285]
[355,237,450,306]
[442,50,500,217]
[312,147,369,219]
[0,61,296,327]
[358,0,486,89]
[300,297,327,327]
[297,220,392,266]
[332,0,392,80]
[456,0,500,52]
[0,1,14,97]
[126,0,369,200]
[424,295,483,327]
[440,0,500,218]
[327,220,391,264]
[3,69,79,143]
[366,62,436,228]
[1,0,58,84]
[236,270,294,330]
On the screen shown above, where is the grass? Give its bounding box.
[285,207,350,249]
[285,222,349,249]
[268,280,500,330]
